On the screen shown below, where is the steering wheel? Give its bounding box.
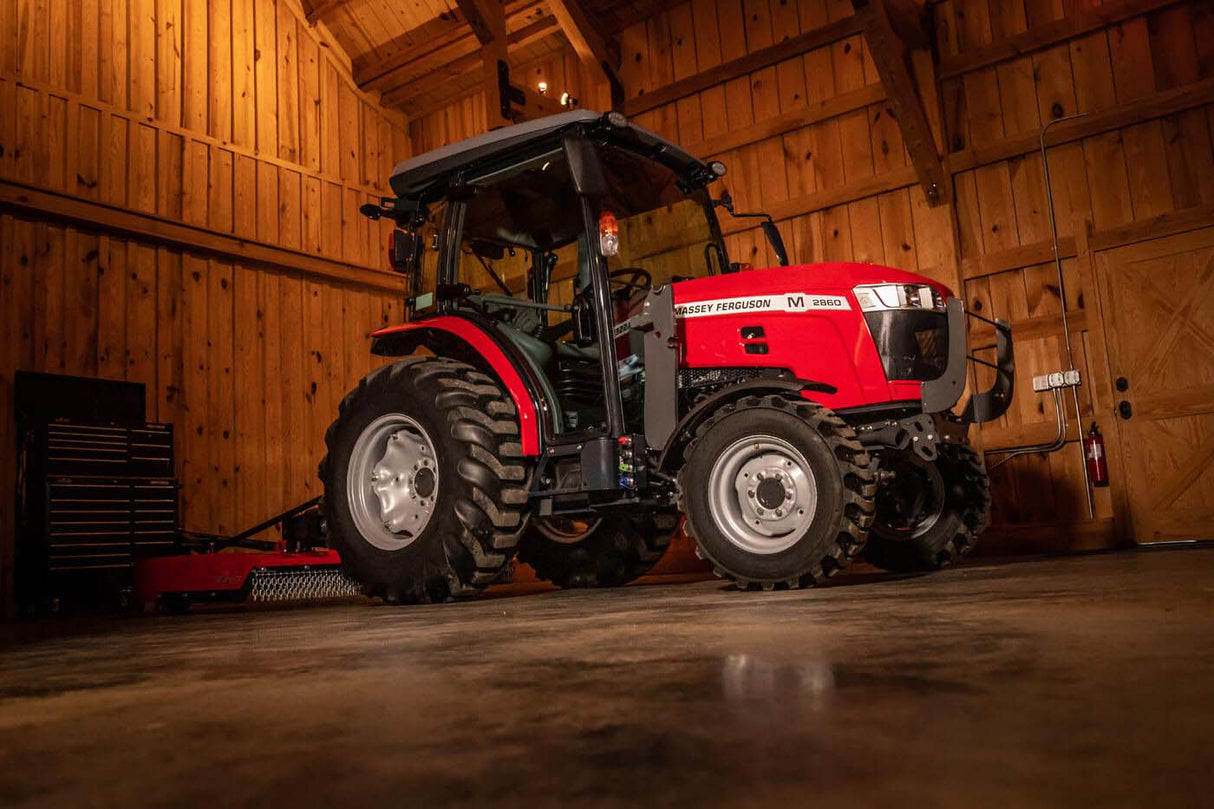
[608,267,652,295]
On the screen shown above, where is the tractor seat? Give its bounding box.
[555,341,599,361]
[495,321,553,368]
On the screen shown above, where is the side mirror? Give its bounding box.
[761,219,789,267]
[713,193,789,267]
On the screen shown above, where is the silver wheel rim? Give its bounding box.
[346,413,439,551]
[707,434,818,555]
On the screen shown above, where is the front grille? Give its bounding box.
[863,310,950,381]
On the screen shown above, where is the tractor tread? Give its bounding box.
[321,356,530,604]
[518,516,674,589]
[678,394,876,590]
[864,442,990,573]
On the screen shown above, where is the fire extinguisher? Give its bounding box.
[1084,422,1109,488]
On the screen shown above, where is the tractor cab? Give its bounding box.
[366,110,741,447]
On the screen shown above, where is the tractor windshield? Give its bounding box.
[595,144,727,284]
[454,142,726,297]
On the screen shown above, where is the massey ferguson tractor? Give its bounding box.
[322,110,1014,604]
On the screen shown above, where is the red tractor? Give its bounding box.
[322,111,1014,603]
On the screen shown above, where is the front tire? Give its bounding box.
[320,357,530,604]
[679,395,876,590]
[517,515,673,588]
[863,442,991,573]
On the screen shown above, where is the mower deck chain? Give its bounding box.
[247,566,365,603]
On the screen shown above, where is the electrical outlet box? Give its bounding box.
[1032,369,1084,392]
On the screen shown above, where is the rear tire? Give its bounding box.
[678,395,876,590]
[320,357,530,604]
[863,442,990,573]
[517,515,674,588]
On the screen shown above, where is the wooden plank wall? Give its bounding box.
[0,0,411,612]
[410,0,1214,554]
[936,0,1214,550]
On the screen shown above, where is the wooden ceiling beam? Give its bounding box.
[300,0,355,25]
[449,0,514,127]
[354,0,546,92]
[449,0,563,126]
[852,0,949,205]
[454,0,509,45]
[394,30,569,118]
[353,12,471,89]
[877,0,930,49]
[380,16,560,108]
[547,0,623,104]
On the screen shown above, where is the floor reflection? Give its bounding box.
[722,653,835,715]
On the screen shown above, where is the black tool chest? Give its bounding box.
[14,373,179,614]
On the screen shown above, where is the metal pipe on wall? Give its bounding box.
[1039,114,1096,520]
[982,114,1096,519]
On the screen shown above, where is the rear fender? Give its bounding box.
[371,317,541,456]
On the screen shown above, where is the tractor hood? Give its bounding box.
[670,262,953,306]
[667,262,958,413]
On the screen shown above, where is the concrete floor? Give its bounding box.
[1,548,1213,808]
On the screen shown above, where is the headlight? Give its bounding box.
[853,283,945,312]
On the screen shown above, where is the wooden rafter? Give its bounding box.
[852,0,949,205]
[300,0,354,25]
[454,0,509,45]
[355,0,552,94]
[353,12,472,89]
[452,0,559,126]
[382,21,561,110]
[547,0,623,105]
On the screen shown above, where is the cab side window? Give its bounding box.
[410,202,444,313]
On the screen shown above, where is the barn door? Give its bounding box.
[1095,228,1214,543]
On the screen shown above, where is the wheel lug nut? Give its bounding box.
[774,509,783,518]
[747,489,755,498]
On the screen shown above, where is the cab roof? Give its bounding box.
[388,110,709,198]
